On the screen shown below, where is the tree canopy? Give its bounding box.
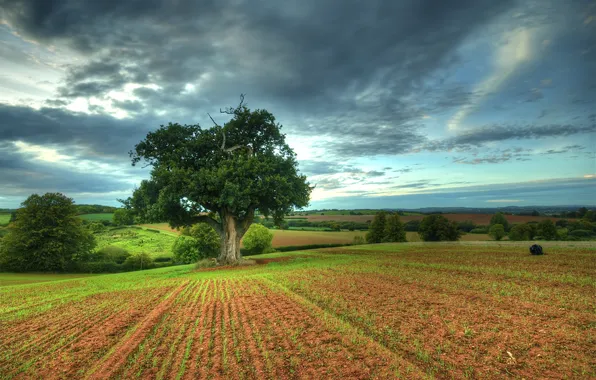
[0,193,96,272]
[490,212,510,231]
[125,97,311,264]
[418,214,461,242]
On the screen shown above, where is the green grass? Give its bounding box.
[0,213,11,226]
[94,227,177,258]
[80,213,114,222]
[0,273,98,287]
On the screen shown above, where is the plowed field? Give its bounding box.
[1,241,594,379]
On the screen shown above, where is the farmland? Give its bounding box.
[94,227,178,259]
[287,213,558,224]
[0,213,10,226]
[79,213,114,222]
[0,241,593,378]
[0,273,97,286]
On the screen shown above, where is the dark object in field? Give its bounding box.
[529,244,543,255]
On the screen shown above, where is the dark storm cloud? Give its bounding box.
[0,0,519,154]
[0,104,156,157]
[424,123,596,152]
[0,148,133,196]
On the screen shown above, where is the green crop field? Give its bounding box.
[80,213,114,222]
[0,273,98,286]
[0,241,593,378]
[94,227,178,258]
[0,213,11,226]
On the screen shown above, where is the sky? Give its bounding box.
[0,0,595,210]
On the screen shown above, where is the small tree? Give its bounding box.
[418,214,461,241]
[383,213,406,242]
[509,223,531,241]
[489,224,506,241]
[172,236,202,264]
[366,211,387,243]
[0,193,96,272]
[113,208,134,226]
[537,220,558,240]
[490,212,510,231]
[242,224,274,254]
[189,223,220,258]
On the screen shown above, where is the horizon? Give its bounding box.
[1,0,595,209]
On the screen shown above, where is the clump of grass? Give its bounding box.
[195,258,217,269]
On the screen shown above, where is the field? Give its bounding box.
[0,273,97,286]
[287,213,558,224]
[0,213,11,226]
[80,213,114,222]
[0,241,593,378]
[95,227,178,258]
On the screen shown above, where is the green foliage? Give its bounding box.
[353,235,365,245]
[0,193,96,272]
[404,220,421,232]
[79,213,114,222]
[457,220,477,233]
[383,214,406,242]
[95,245,131,264]
[568,229,594,238]
[537,220,558,240]
[122,252,153,270]
[366,211,387,243]
[243,224,274,254]
[418,214,461,242]
[172,236,201,264]
[75,204,117,215]
[489,224,506,241]
[469,227,489,234]
[113,209,134,226]
[490,212,510,231]
[195,258,217,269]
[93,227,176,259]
[0,213,11,226]
[88,222,105,233]
[583,210,596,222]
[509,224,533,241]
[189,223,220,258]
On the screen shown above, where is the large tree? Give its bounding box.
[0,193,96,272]
[127,97,311,264]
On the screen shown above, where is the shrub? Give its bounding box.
[172,236,202,264]
[88,222,105,233]
[537,220,558,240]
[189,223,220,258]
[489,224,506,241]
[122,252,153,270]
[243,224,274,255]
[418,214,461,241]
[404,220,420,232]
[95,245,131,264]
[195,258,217,269]
[353,236,365,245]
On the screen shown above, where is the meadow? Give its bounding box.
[0,241,593,379]
[94,227,178,259]
[79,213,114,222]
[0,213,11,226]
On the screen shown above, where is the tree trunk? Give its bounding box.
[218,214,242,265]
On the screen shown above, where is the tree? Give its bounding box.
[242,224,274,254]
[383,213,406,242]
[189,223,221,258]
[509,223,532,241]
[113,208,134,226]
[490,212,510,231]
[366,211,387,243]
[489,224,506,241]
[0,193,96,272]
[537,220,558,240]
[418,214,461,241]
[126,96,311,264]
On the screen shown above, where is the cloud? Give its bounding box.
[486,199,523,203]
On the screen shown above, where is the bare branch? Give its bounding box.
[207,113,220,127]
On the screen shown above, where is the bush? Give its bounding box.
[243,224,274,254]
[195,258,217,269]
[172,236,202,264]
[122,252,153,270]
[568,229,594,238]
[153,255,173,263]
[418,214,461,241]
[95,245,131,264]
[189,223,220,258]
[404,220,420,232]
[353,236,365,245]
[489,224,506,241]
[469,227,489,234]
